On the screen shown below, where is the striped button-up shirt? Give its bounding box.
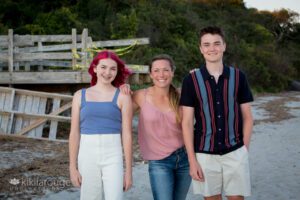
[180,65,253,155]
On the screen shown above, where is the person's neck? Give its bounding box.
[94,82,115,92]
[205,62,223,77]
[152,85,169,97]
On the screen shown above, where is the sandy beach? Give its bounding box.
[0,91,299,200]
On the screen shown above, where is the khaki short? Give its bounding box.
[193,146,251,197]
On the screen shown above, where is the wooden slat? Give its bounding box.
[0,110,71,122]
[7,89,15,134]
[8,29,13,73]
[14,35,82,45]
[0,92,12,133]
[0,71,90,84]
[35,97,47,138]
[81,28,88,69]
[16,101,72,135]
[0,87,72,100]
[28,96,41,137]
[0,92,6,131]
[72,29,77,68]
[22,95,33,132]
[92,38,150,47]
[0,60,72,67]
[13,52,72,61]
[49,98,61,139]
[14,95,26,133]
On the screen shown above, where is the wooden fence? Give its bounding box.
[0,28,150,84]
[0,86,72,140]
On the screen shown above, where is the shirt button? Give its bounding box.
[210,77,214,79]
[216,88,219,91]
[218,128,222,131]
[218,142,222,145]
[218,115,221,118]
[217,102,220,105]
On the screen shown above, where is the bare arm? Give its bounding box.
[181,106,204,181]
[241,102,253,150]
[69,90,82,187]
[119,93,133,191]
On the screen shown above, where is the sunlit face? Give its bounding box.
[94,58,118,84]
[150,59,174,88]
[199,34,226,63]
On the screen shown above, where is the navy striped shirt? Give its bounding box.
[180,65,253,155]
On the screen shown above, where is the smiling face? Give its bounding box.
[94,58,118,85]
[199,33,226,64]
[150,59,174,88]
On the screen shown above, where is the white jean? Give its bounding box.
[78,134,123,200]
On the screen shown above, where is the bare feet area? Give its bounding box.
[0,92,299,200]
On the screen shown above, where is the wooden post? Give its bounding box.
[72,28,77,69]
[8,29,13,73]
[81,28,88,69]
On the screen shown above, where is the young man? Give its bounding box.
[180,26,253,200]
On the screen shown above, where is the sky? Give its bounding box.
[244,0,300,15]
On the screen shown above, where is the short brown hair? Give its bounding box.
[199,26,225,44]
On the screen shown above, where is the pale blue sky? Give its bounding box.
[244,0,300,14]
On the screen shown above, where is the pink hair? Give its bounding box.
[88,50,132,87]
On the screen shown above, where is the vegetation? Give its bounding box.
[1,0,299,92]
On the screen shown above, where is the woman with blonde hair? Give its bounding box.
[122,54,191,200]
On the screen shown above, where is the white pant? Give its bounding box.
[78,134,123,200]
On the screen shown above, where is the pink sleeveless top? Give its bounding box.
[138,89,184,160]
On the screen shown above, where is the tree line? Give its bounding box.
[1,0,299,92]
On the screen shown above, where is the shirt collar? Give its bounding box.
[200,64,230,80]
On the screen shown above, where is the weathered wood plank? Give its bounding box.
[8,29,13,73]
[0,87,72,100]
[0,109,71,122]
[14,95,26,133]
[0,92,12,133]
[7,89,15,134]
[14,52,73,61]
[28,96,40,137]
[81,29,88,69]
[0,92,6,132]
[22,95,33,133]
[72,29,77,68]
[35,97,47,138]
[1,133,68,142]
[0,60,72,68]
[92,38,150,47]
[49,98,61,139]
[0,71,90,84]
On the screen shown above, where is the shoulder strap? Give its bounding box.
[81,88,86,106]
[112,88,120,103]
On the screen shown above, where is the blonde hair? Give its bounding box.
[150,54,181,123]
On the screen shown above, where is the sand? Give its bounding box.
[0,92,299,200]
